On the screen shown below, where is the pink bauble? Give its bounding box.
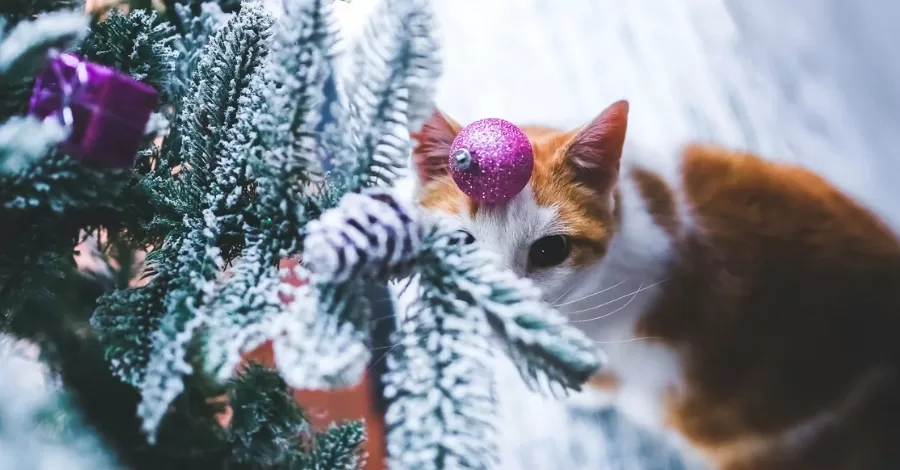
[448,118,534,204]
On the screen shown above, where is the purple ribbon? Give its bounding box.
[47,50,90,129]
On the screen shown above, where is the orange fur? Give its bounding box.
[412,101,900,469]
[639,144,900,470]
[412,109,624,271]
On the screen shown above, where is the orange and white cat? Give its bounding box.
[410,100,900,470]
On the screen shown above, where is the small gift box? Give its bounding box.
[28,52,158,169]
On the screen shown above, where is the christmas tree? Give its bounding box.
[0,0,604,469]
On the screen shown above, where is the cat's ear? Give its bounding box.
[410,108,462,183]
[565,100,629,193]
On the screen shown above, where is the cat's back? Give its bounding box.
[638,143,900,470]
[678,143,900,264]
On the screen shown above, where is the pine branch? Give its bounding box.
[255,0,338,191]
[269,190,424,390]
[227,363,365,469]
[227,363,310,467]
[340,0,441,189]
[0,155,131,217]
[167,2,229,96]
[45,266,231,470]
[201,0,347,388]
[420,221,605,394]
[162,0,240,29]
[117,2,275,441]
[136,218,221,440]
[92,262,172,386]
[383,277,499,470]
[303,421,366,470]
[271,278,370,390]
[379,214,603,469]
[79,9,179,101]
[0,0,84,27]
[201,231,284,382]
[175,1,270,201]
[153,2,229,174]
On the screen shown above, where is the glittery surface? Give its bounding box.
[448,118,534,204]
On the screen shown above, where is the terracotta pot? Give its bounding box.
[242,342,386,470]
[240,258,387,470]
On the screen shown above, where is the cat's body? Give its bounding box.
[410,101,900,470]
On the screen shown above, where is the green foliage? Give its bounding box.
[0,2,362,469]
[0,0,84,27]
[228,363,309,466]
[301,421,366,470]
[383,254,499,469]
[80,9,179,100]
[0,7,148,338]
[125,2,274,438]
[166,2,228,95]
[343,0,441,189]
[227,363,366,469]
[92,265,170,385]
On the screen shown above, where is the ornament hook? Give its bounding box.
[451,148,472,171]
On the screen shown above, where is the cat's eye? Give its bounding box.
[528,235,571,269]
[458,230,476,245]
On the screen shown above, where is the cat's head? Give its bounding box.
[411,100,629,300]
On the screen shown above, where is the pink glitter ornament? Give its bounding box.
[28,51,158,169]
[448,118,534,204]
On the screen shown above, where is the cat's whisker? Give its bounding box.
[550,283,578,306]
[587,282,647,321]
[366,341,404,375]
[566,279,665,319]
[553,278,629,307]
[577,279,645,321]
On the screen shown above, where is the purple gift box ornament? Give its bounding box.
[28,51,158,169]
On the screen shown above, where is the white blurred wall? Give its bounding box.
[327,0,900,229]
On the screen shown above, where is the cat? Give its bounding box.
[409,100,900,470]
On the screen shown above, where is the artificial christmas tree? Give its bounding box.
[0,0,603,469]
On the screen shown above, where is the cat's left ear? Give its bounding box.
[410,108,462,183]
[565,100,629,194]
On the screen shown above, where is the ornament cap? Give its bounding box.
[448,118,533,204]
[451,148,472,170]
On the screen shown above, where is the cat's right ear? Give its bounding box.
[565,100,629,195]
[410,108,461,183]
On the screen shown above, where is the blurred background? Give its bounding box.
[332,0,900,231]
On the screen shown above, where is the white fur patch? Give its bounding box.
[551,147,692,443]
[453,183,565,280]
